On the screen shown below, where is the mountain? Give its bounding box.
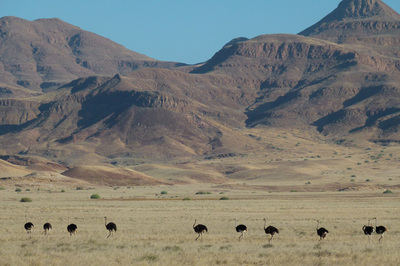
[0,17,180,96]
[0,71,251,165]
[192,0,400,142]
[299,0,400,58]
[1,0,400,187]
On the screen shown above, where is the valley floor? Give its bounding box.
[0,186,399,265]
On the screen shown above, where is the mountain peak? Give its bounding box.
[299,0,400,39]
[335,0,399,19]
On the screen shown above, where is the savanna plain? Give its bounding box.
[1,129,400,265]
[0,186,399,265]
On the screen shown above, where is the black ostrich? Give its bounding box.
[67,218,77,237]
[374,217,387,241]
[263,218,279,242]
[235,218,248,241]
[104,217,117,238]
[43,222,52,235]
[193,219,208,241]
[362,219,374,241]
[316,220,329,241]
[24,222,34,238]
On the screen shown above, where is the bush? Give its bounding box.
[383,190,393,194]
[182,197,191,201]
[90,194,101,199]
[160,191,168,195]
[220,196,230,200]
[20,197,32,202]
[196,191,211,195]
[76,187,84,190]
[15,188,22,192]
[0,187,5,190]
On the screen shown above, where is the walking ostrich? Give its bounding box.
[193,219,208,241]
[374,217,387,241]
[263,218,279,242]
[67,217,77,237]
[362,219,374,241]
[24,222,34,238]
[316,220,329,241]
[104,217,117,238]
[235,218,248,241]
[43,222,52,235]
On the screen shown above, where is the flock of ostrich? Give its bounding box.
[23,217,387,242]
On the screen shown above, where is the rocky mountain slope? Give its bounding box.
[0,0,400,185]
[0,17,179,96]
[193,0,400,142]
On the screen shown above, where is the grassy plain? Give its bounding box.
[0,186,399,265]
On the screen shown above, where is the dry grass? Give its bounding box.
[0,186,399,265]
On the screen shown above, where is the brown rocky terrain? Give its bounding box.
[0,0,399,188]
[0,17,180,96]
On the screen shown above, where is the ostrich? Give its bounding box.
[235,218,248,241]
[263,218,279,242]
[362,219,374,241]
[193,219,208,241]
[316,220,329,241]
[374,217,387,241]
[43,222,52,235]
[24,222,34,238]
[104,217,117,238]
[67,217,77,237]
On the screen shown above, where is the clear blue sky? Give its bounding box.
[2,0,400,64]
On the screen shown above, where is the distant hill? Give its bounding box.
[0,17,180,96]
[0,0,400,177]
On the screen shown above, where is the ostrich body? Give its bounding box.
[263,218,279,242]
[67,218,77,237]
[316,220,329,241]
[104,217,117,238]
[235,218,248,241]
[43,222,52,235]
[24,222,34,238]
[193,219,208,241]
[374,218,387,241]
[362,219,374,240]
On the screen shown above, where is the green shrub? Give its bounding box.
[383,190,393,194]
[90,194,101,199]
[160,191,168,195]
[220,196,230,200]
[76,187,84,190]
[15,188,22,192]
[20,197,32,202]
[0,187,5,190]
[196,191,211,195]
[182,197,191,201]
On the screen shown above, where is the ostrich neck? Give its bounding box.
[193,220,196,228]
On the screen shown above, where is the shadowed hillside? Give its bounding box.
[0,0,400,187]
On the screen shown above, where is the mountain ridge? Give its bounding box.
[0,16,181,95]
[0,0,400,187]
